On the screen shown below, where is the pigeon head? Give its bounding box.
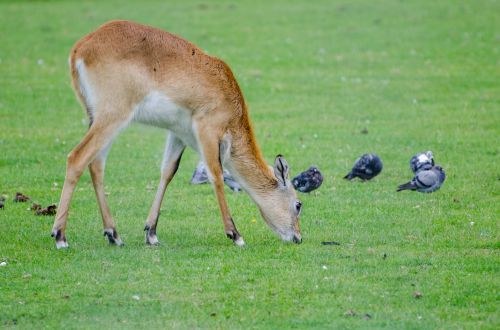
[425,151,434,161]
[411,151,435,173]
[310,166,319,173]
[419,152,434,166]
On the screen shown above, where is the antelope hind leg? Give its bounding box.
[144,134,185,245]
[89,147,124,246]
[51,119,126,249]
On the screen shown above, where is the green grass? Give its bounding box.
[1,0,499,328]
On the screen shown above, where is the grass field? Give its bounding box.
[1,0,499,328]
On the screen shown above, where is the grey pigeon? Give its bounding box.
[410,151,434,174]
[190,161,209,184]
[397,165,445,193]
[190,161,242,192]
[292,166,324,193]
[344,153,383,180]
[222,173,242,192]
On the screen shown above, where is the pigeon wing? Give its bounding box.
[415,170,438,189]
[190,162,209,184]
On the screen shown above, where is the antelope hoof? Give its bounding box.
[234,236,245,247]
[226,231,245,247]
[144,225,160,246]
[103,228,124,246]
[146,234,160,245]
[51,229,69,249]
[55,240,69,249]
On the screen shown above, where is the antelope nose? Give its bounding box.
[292,235,302,244]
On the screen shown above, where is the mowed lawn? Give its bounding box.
[1,0,499,328]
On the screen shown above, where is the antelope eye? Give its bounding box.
[295,201,302,214]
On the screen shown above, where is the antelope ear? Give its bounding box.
[274,154,290,187]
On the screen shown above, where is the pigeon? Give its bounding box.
[190,161,209,184]
[397,165,445,193]
[222,174,242,192]
[292,166,324,193]
[344,153,383,180]
[410,151,434,173]
[190,161,242,192]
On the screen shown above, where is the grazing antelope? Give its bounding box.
[51,20,303,249]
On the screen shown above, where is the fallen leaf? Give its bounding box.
[413,291,423,299]
[344,309,356,317]
[14,192,30,202]
[34,204,57,216]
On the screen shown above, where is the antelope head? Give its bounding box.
[257,155,302,244]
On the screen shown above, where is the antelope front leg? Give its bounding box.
[144,134,185,245]
[197,130,244,246]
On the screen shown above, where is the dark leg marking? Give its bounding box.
[226,218,240,240]
[51,229,68,249]
[103,228,123,246]
[225,218,244,246]
[144,220,160,246]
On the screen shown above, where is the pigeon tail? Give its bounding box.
[397,181,416,192]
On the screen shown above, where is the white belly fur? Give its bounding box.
[132,91,198,150]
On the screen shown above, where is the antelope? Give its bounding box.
[51,20,303,249]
